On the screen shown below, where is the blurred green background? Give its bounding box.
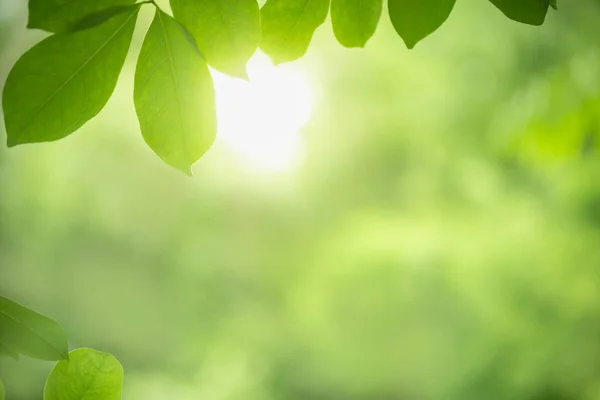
[2,0,600,399]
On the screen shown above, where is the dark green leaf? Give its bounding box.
[388,0,456,49]
[44,348,124,400]
[331,0,382,48]
[134,9,217,175]
[69,5,137,33]
[0,296,68,361]
[28,0,136,33]
[261,0,330,64]
[0,342,19,360]
[170,0,260,78]
[3,5,140,147]
[488,0,550,25]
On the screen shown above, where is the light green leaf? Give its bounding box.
[260,0,330,64]
[0,342,19,360]
[0,296,68,361]
[3,5,140,147]
[388,0,456,49]
[331,0,382,48]
[28,0,136,33]
[488,0,550,25]
[134,9,217,175]
[170,0,260,78]
[44,348,124,400]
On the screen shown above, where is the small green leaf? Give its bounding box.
[0,378,4,400]
[261,0,330,64]
[331,0,382,48]
[134,9,217,175]
[170,0,260,78]
[3,5,140,147]
[0,342,19,360]
[488,0,550,25]
[44,348,124,400]
[0,296,68,361]
[388,0,456,49]
[550,0,557,10]
[28,0,136,33]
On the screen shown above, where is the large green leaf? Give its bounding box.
[260,0,330,64]
[28,0,136,33]
[3,5,139,147]
[331,0,382,48]
[388,0,456,49]
[0,296,68,361]
[134,9,217,175]
[170,0,260,78]
[488,0,550,25]
[44,348,124,400]
[0,342,19,360]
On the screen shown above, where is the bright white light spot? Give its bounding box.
[211,52,312,173]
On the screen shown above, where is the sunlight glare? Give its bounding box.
[211,52,312,173]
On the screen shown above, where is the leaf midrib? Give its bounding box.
[157,11,190,161]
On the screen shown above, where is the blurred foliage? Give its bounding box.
[2,0,600,400]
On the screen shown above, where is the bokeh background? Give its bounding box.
[2,0,600,399]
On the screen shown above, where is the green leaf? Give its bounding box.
[0,296,68,361]
[3,5,140,147]
[44,348,124,400]
[134,9,217,175]
[260,0,330,64]
[550,0,557,10]
[331,0,382,48]
[28,0,136,33]
[0,378,4,400]
[0,342,19,360]
[488,0,550,25]
[388,0,456,49]
[170,0,261,78]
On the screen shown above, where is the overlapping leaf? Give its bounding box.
[488,0,550,25]
[331,0,382,48]
[0,296,68,361]
[134,9,217,175]
[0,342,18,360]
[170,0,260,77]
[28,0,136,32]
[3,5,139,147]
[44,348,124,400]
[261,0,330,64]
[388,0,456,49]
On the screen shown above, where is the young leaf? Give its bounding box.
[28,0,136,33]
[260,0,330,64]
[388,0,456,49]
[331,0,383,48]
[3,5,140,147]
[134,9,217,175]
[488,0,550,25]
[0,296,68,361]
[44,348,124,400]
[0,342,19,360]
[170,0,260,78]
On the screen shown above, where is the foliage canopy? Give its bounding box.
[2,0,557,173]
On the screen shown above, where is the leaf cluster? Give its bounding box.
[0,295,123,400]
[2,0,557,174]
